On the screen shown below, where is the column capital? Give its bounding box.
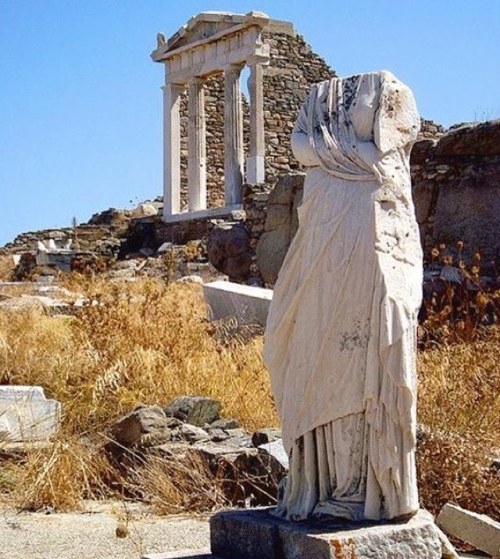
[223,62,245,76]
[187,76,205,86]
[246,53,270,67]
[162,82,185,93]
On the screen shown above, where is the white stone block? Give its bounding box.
[258,439,289,469]
[203,280,273,326]
[437,503,500,558]
[247,155,265,184]
[0,386,61,442]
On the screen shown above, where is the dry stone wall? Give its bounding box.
[176,21,335,209]
[244,120,500,285]
[178,75,251,210]
[261,25,336,183]
[412,119,500,261]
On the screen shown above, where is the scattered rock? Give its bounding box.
[207,223,252,282]
[164,396,221,427]
[156,242,173,255]
[173,423,210,443]
[208,427,230,442]
[175,275,204,285]
[490,457,500,473]
[258,439,289,470]
[209,418,240,431]
[139,247,155,258]
[132,203,158,218]
[0,386,61,443]
[0,295,69,314]
[252,428,282,447]
[112,405,168,448]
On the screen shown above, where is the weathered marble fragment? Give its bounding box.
[0,386,61,442]
[203,281,272,326]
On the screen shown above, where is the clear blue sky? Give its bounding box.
[1,0,499,246]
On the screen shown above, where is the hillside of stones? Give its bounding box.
[1,118,499,288]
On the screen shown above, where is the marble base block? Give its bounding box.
[203,281,273,326]
[210,508,444,559]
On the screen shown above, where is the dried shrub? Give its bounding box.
[0,275,497,518]
[126,453,229,514]
[0,277,277,511]
[417,430,499,519]
[0,254,15,281]
[10,437,119,511]
[417,326,500,518]
[420,241,499,346]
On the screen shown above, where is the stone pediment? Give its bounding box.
[152,11,270,61]
[167,12,248,51]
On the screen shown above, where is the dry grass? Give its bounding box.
[417,327,499,518]
[0,255,15,281]
[0,274,498,518]
[0,277,277,433]
[126,452,230,515]
[0,276,277,510]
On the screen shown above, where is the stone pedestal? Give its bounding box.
[210,508,444,559]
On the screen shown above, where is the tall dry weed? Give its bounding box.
[7,437,118,511]
[417,327,500,518]
[0,255,15,281]
[0,275,498,517]
[0,278,277,434]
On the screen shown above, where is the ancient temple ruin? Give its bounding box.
[151,11,335,222]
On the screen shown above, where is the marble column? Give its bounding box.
[223,64,244,206]
[162,82,184,216]
[247,60,265,184]
[187,78,207,212]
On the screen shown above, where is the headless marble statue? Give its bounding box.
[263,71,423,522]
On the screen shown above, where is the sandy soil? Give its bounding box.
[0,501,211,559]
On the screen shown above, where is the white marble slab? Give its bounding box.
[203,280,273,326]
[0,386,61,442]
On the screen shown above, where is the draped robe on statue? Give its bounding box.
[263,71,423,522]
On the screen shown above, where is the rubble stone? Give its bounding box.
[112,405,168,447]
[165,396,221,427]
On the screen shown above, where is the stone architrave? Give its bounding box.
[223,63,245,206]
[437,503,500,557]
[203,280,273,326]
